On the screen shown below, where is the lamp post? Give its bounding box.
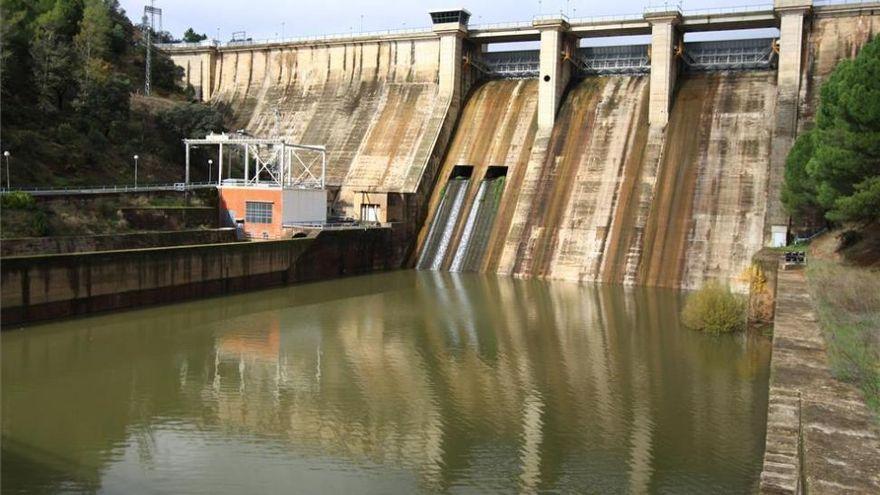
[133,154,139,188]
[3,151,10,190]
[208,159,213,183]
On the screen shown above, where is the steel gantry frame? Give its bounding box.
[680,38,778,71]
[578,45,651,75]
[480,50,541,78]
[473,36,777,80]
[183,134,326,189]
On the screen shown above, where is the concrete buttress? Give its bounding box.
[767,0,812,246]
[646,11,682,126]
[534,18,573,131]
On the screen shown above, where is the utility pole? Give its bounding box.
[143,1,162,96]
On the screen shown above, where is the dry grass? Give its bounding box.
[806,258,880,414]
[682,281,747,333]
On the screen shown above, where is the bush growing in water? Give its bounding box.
[682,281,747,333]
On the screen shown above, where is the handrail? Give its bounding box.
[814,0,880,6]
[470,21,533,30]
[0,182,217,196]
[533,13,570,22]
[682,3,774,16]
[155,40,218,49]
[159,27,434,50]
[569,13,645,24]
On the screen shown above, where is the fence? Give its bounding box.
[0,182,216,197]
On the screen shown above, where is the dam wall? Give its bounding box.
[497,76,651,282]
[490,72,775,291]
[637,72,776,290]
[798,7,880,127]
[210,40,440,191]
[164,2,880,289]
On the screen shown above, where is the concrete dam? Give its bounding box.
[165,1,880,290]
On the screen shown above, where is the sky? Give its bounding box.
[118,0,773,43]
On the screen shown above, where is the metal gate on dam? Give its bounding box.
[160,0,880,290]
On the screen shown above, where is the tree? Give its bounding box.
[182,27,207,43]
[1,0,223,187]
[781,129,822,222]
[30,27,73,117]
[75,0,113,80]
[783,35,880,225]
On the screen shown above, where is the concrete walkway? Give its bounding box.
[760,268,880,494]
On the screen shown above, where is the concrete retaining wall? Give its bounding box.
[759,268,880,494]
[1,229,239,257]
[1,228,393,326]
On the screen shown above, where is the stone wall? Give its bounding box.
[1,227,393,326]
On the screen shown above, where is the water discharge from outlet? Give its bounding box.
[450,166,507,272]
[417,166,473,270]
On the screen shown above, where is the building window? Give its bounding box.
[245,201,273,223]
[430,10,469,24]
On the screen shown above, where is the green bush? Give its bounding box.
[29,211,51,236]
[682,281,747,333]
[1,192,36,210]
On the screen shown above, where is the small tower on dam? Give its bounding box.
[430,8,470,106]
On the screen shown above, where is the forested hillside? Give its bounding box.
[0,0,224,187]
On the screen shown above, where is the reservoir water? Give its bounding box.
[1,271,770,494]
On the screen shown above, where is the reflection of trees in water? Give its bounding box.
[1,271,771,493]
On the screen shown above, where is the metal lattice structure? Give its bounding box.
[480,50,540,78]
[142,1,162,96]
[578,45,650,75]
[183,134,326,189]
[681,38,778,72]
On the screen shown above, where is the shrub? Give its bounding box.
[1,191,36,210]
[682,281,747,333]
[743,262,774,326]
[29,210,51,236]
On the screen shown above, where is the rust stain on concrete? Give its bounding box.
[638,75,719,288]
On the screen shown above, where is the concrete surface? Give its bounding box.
[760,269,880,494]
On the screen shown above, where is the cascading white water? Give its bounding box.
[430,181,469,271]
[417,179,470,270]
[450,180,488,272]
[416,187,452,270]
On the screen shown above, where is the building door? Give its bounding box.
[361,203,380,223]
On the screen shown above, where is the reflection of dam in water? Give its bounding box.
[164,4,880,290]
[2,271,771,493]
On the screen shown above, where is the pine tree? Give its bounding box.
[783,35,880,224]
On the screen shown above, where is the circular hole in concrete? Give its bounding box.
[543,75,551,82]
